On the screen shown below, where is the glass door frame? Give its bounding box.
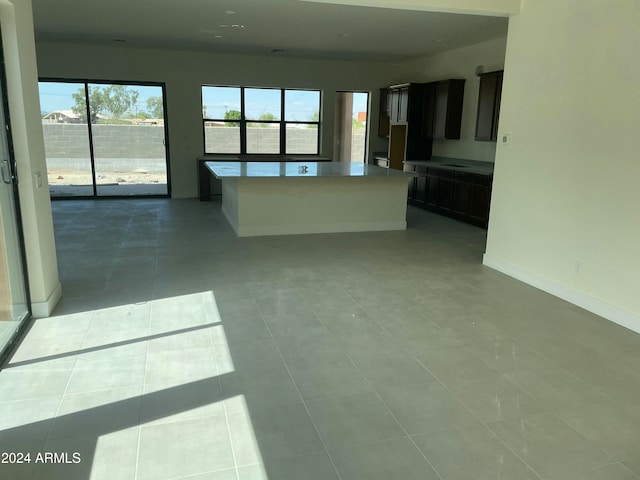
[0,33,32,368]
[334,90,370,163]
[39,77,172,200]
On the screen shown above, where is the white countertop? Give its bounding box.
[404,157,494,175]
[206,161,415,179]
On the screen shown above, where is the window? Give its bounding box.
[202,86,321,155]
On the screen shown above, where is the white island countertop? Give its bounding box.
[205,161,415,179]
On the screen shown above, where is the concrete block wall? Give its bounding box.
[43,124,165,159]
[204,126,366,159]
[43,124,367,166]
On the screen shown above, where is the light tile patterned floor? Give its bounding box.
[1,198,640,479]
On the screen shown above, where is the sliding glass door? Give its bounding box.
[0,44,29,360]
[39,80,169,197]
[38,81,93,197]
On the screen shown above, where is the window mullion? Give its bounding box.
[240,87,247,154]
[280,89,285,155]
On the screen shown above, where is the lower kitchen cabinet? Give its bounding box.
[435,170,454,214]
[469,179,491,225]
[404,164,416,200]
[453,175,471,217]
[415,174,427,206]
[407,166,492,228]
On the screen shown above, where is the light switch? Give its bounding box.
[34,172,43,188]
[501,133,511,145]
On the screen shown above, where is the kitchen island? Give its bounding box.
[206,161,414,237]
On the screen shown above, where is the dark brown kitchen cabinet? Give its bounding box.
[389,88,399,121]
[426,173,439,208]
[408,166,493,228]
[423,168,454,211]
[398,87,409,123]
[403,164,416,200]
[413,165,428,205]
[383,83,432,170]
[475,71,503,141]
[384,84,411,124]
[378,88,390,137]
[435,170,454,213]
[453,173,472,217]
[469,176,492,225]
[422,80,465,139]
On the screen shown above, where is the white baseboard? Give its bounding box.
[31,281,62,318]
[483,254,640,335]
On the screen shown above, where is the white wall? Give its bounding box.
[485,0,640,332]
[397,37,506,162]
[35,42,400,198]
[0,0,61,316]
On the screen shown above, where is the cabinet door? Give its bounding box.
[378,89,390,137]
[398,87,409,123]
[493,74,503,141]
[475,72,502,141]
[453,178,471,218]
[422,80,464,139]
[469,183,491,226]
[404,164,415,200]
[426,172,439,208]
[415,175,427,205]
[407,177,416,200]
[421,83,436,137]
[432,82,449,139]
[389,89,400,122]
[437,176,453,212]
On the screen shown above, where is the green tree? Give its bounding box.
[71,87,104,123]
[307,110,320,128]
[71,85,140,123]
[258,113,278,121]
[224,109,241,126]
[146,96,164,118]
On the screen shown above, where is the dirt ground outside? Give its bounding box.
[47,169,167,187]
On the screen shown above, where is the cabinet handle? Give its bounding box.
[1,159,12,184]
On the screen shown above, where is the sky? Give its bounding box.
[38,82,163,115]
[201,87,369,122]
[38,82,370,121]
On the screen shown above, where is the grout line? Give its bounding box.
[307,296,445,480]
[337,286,551,480]
[251,296,345,480]
[133,295,153,480]
[208,302,242,480]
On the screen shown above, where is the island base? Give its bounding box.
[220,176,409,237]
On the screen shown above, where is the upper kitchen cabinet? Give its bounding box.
[385,84,411,124]
[378,88,390,137]
[384,83,431,169]
[422,79,466,139]
[475,70,503,141]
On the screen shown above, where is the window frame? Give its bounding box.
[202,85,321,155]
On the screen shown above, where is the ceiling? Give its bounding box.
[31,0,508,62]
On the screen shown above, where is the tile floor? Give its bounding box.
[1,198,640,479]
